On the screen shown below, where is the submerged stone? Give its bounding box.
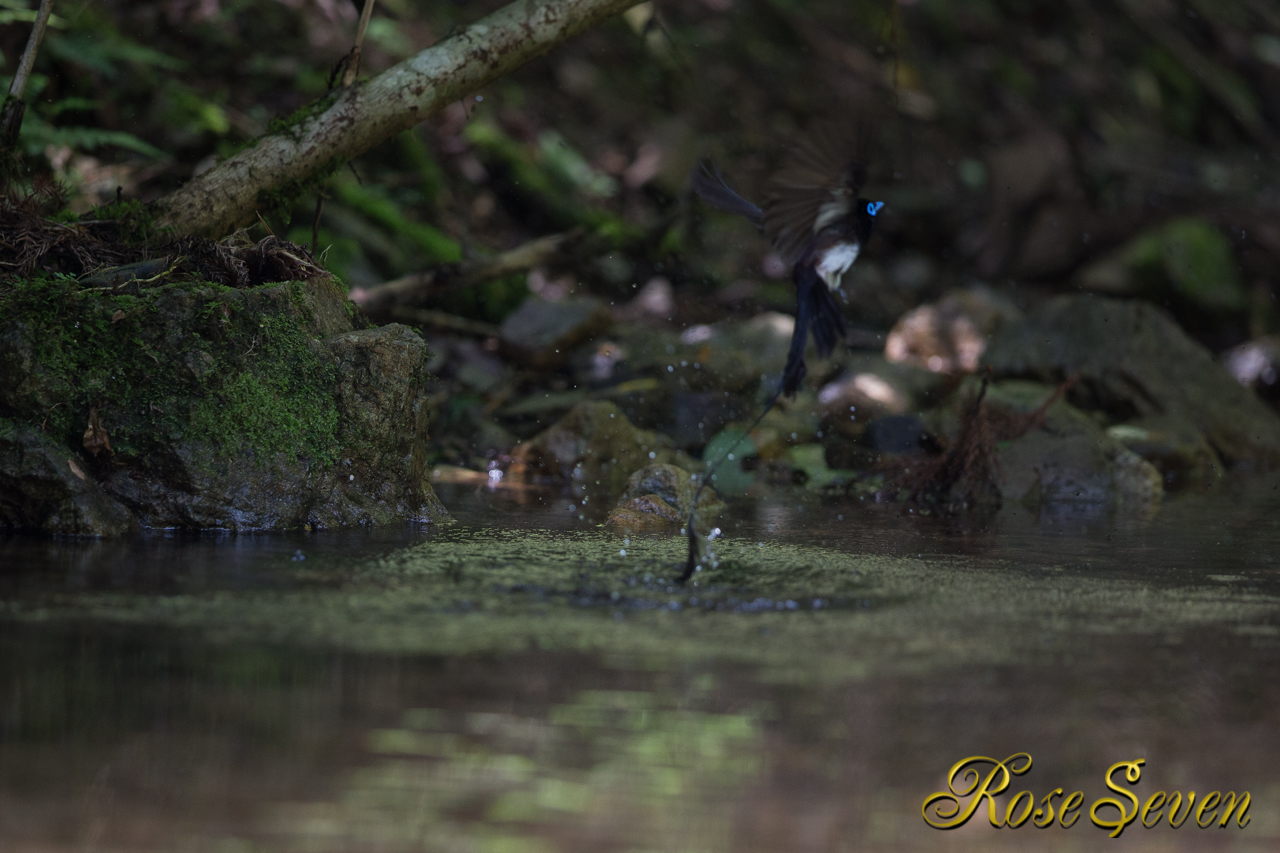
[605,462,723,530]
[510,401,695,501]
[0,275,448,535]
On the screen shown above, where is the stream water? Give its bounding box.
[2,475,1279,851]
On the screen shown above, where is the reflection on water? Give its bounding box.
[2,475,1280,851]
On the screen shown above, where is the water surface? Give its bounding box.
[2,476,1279,851]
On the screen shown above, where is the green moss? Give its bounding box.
[189,365,337,463]
[79,198,162,243]
[185,309,338,463]
[0,275,338,464]
[267,91,339,139]
[256,155,345,225]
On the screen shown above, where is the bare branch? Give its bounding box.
[352,229,580,317]
[1,0,56,149]
[154,0,645,239]
[341,0,378,88]
[8,0,55,102]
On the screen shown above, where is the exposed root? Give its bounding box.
[876,373,1077,513]
[0,183,329,291]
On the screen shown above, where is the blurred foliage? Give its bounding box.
[0,0,1275,338]
[1126,217,1247,312]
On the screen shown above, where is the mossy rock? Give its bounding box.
[0,274,447,534]
[983,295,1280,468]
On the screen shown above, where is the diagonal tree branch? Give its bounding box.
[1,0,56,150]
[154,0,644,239]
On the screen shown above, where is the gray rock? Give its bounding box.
[818,352,944,419]
[0,425,136,536]
[499,296,612,368]
[1106,418,1222,490]
[510,401,695,502]
[883,285,1022,374]
[983,295,1280,467]
[928,379,1163,513]
[0,275,448,535]
[605,462,724,531]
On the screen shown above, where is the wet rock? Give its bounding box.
[614,312,800,397]
[605,462,723,530]
[884,286,1022,374]
[606,493,686,529]
[499,296,612,368]
[509,401,695,500]
[816,353,948,439]
[1000,429,1162,513]
[612,276,674,322]
[0,275,449,534]
[864,415,928,454]
[822,435,881,471]
[1106,418,1222,490]
[944,380,1163,513]
[983,295,1280,467]
[0,425,136,536]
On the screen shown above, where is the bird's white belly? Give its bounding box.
[816,242,860,290]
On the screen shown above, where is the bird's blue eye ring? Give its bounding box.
[867,201,884,216]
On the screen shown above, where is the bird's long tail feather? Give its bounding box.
[691,160,765,229]
[781,267,845,397]
[679,265,847,583]
[679,382,784,583]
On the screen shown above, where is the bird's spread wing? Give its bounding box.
[691,160,764,229]
[763,121,869,265]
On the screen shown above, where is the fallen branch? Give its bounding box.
[154,0,645,238]
[384,307,500,338]
[351,229,580,316]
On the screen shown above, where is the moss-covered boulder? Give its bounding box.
[509,401,696,503]
[983,294,1280,468]
[0,274,447,535]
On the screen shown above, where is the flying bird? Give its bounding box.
[680,125,883,583]
[691,124,882,396]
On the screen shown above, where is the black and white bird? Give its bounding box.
[679,126,882,583]
[691,125,882,396]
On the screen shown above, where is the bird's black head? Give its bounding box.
[853,198,883,242]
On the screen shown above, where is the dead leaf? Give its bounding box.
[111,309,126,323]
[67,458,87,481]
[83,406,112,457]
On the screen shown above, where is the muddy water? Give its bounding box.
[2,476,1279,852]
